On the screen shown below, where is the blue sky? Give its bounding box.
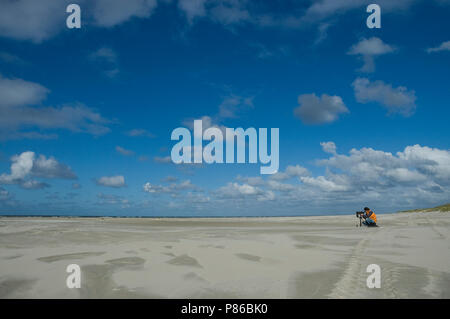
[0,0,449,216]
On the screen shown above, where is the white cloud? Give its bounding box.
[89,47,120,78]
[181,115,231,143]
[294,93,349,125]
[352,77,416,116]
[304,0,416,22]
[154,156,173,163]
[92,0,158,27]
[0,0,439,44]
[0,187,12,201]
[269,165,310,181]
[20,180,50,190]
[384,168,426,183]
[116,146,135,156]
[143,182,169,193]
[0,51,26,65]
[0,75,111,140]
[215,182,274,201]
[236,176,265,185]
[32,154,77,179]
[0,151,34,183]
[176,0,419,31]
[126,129,155,138]
[0,75,49,107]
[320,141,337,155]
[349,37,395,56]
[218,94,254,119]
[90,47,117,63]
[211,142,450,212]
[178,0,207,23]
[0,151,76,189]
[143,179,197,194]
[300,175,350,192]
[0,0,158,43]
[397,144,450,183]
[314,22,332,45]
[0,0,68,43]
[72,183,81,189]
[426,40,450,53]
[318,144,450,188]
[97,193,130,208]
[266,180,296,192]
[348,37,396,73]
[96,175,126,188]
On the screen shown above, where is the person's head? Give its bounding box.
[364,207,370,212]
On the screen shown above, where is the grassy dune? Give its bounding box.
[399,203,450,213]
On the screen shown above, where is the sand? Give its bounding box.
[0,212,449,299]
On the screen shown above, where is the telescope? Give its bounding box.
[356,211,364,227]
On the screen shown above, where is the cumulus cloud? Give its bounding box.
[210,142,450,212]
[300,175,350,192]
[96,175,126,188]
[20,180,50,190]
[269,165,310,181]
[90,47,117,64]
[0,75,49,108]
[143,179,197,194]
[116,146,135,156]
[316,144,450,191]
[162,176,178,183]
[72,183,82,189]
[0,0,68,43]
[32,154,77,179]
[218,94,254,119]
[320,141,337,155]
[352,77,417,116]
[215,182,274,201]
[426,40,450,53]
[0,51,26,65]
[303,0,416,22]
[0,187,12,201]
[92,0,157,27]
[182,92,254,140]
[89,47,120,78]
[0,0,439,44]
[348,37,396,72]
[126,129,155,138]
[294,93,349,125]
[178,0,207,23]
[176,0,419,31]
[0,151,76,189]
[97,193,130,208]
[154,156,172,164]
[0,0,158,43]
[0,75,111,140]
[178,0,251,26]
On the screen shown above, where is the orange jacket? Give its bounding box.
[367,210,377,223]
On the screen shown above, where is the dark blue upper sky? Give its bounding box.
[0,0,449,216]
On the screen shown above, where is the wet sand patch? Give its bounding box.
[167,254,202,268]
[37,251,105,263]
[235,253,261,262]
[105,257,145,266]
[0,278,36,298]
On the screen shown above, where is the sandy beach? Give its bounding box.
[0,212,449,299]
